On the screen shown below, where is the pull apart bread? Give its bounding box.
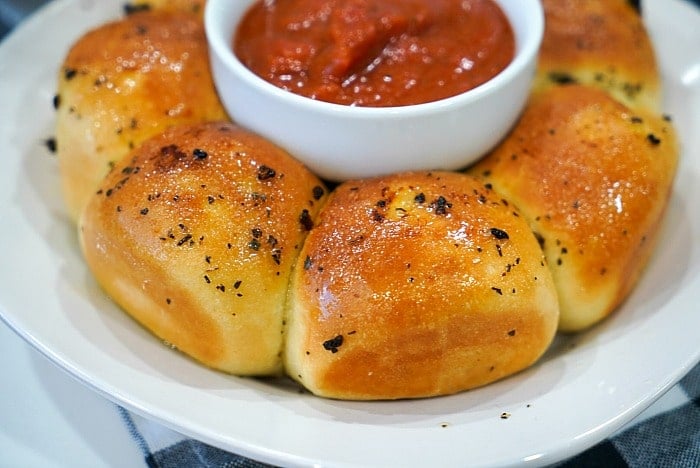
[285,172,559,400]
[55,7,227,222]
[79,122,328,375]
[468,0,679,332]
[67,0,677,399]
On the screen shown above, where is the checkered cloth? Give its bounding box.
[118,363,700,467]
[2,1,698,466]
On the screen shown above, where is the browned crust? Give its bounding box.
[55,9,228,221]
[468,85,678,331]
[535,0,660,112]
[79,122,328,375]
[285,172,559,399]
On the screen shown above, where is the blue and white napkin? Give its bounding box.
[119,362,699,467]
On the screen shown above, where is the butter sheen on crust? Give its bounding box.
[469,85,678,332]
[285,172,559,399]
[55,9,227,221]
[79,122,328,375]
[66,0,679,398]
[535,0,661,112]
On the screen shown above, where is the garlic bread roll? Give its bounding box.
[468,85,678,332]
[55,9,228,222]
[285,172,559,400]
[535,0,661,112]
[79,122,328,375]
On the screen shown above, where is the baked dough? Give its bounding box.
[79,122,328,375]
[468,85,678,332]
[64,0,679,398]
[535,0,661,112]
[55,8,227,221]
[285,171,559,399]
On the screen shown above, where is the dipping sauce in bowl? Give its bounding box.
[233,0,515,107]
[206,0,543,181]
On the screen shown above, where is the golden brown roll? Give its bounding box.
[79,122,328,375]
[284,171,559,400]
[468,85,678,332]
[534,0,661,112]
[55,9,228,222]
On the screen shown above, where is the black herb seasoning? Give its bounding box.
[490,228,509,240]
[123,3,151,15]
[177,234,193,246]
[299,209,314,231]
[430,196,452,215]
[193,148,208,159]
[627,0,641,15]
[257,165,276,180]
[323,335,344,353]
[548,71,577,85]
[533,232,545,249]
[44,137,57,153]
[312,185,325,200]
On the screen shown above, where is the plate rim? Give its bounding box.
[1,0,699,466]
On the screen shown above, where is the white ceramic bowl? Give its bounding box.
[205,0,544,182]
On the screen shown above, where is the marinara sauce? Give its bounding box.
[233,0,514,107]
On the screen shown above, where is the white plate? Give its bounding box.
[0,1,698,466]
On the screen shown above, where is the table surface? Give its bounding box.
[1,1,698,467]
[0,320,144,467]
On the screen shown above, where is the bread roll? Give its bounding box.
[55,9,227,222]
[468,85,678,332]
[534,0,661,112]
[79,122,328,375]
[285,171,559,400]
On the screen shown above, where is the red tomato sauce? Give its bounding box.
[233,0,515,107]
